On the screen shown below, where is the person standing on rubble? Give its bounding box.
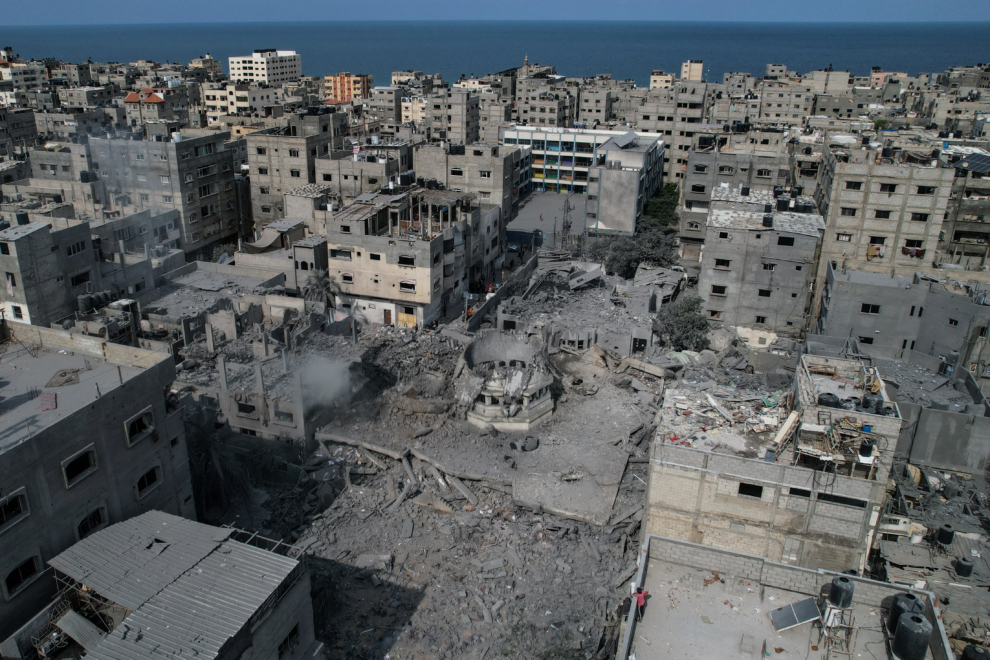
[634,588,649,622]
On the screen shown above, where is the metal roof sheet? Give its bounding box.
[953,153,990,174]
[48,511,299,660]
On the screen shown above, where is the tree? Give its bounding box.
[640,183,681,231]
[873,118,890,132]
[303,269,340,309]
[652,295,711,351]
[589,227,680,279]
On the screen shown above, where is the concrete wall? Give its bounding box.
[0,323,194,640]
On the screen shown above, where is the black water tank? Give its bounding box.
[818,393,841,408]
[793,185,803,196]
[740,185,750,196]
[804,146,813,155]
[931,149,941,159]
[52,194,62,204]
[763,214,773,228]
[764,203,773,214]
[80,171,91,183]
[776,196,789,211]
[859,440,874,458]
[828,576,855,609]
[938,524,955,546]
[956,557,974,578]
[892,613,932,660]
[882,146,894,158]
[963,645,990,660]
[15,211,29,225]
[887,593,924,634]
[773,185,783,197]
[862,135,870,146]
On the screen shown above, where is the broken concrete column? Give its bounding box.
[261,332,269,357]
[205,323,215,353]
[282,348,290,373]
[255,363,265,397]
[217,354,229,393]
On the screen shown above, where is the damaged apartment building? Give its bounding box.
[0,323,195,640]
[647,353,901,573]
[325,187,501,327]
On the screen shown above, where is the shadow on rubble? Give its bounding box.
[307,555,426,660]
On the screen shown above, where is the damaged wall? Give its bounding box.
[647,444,885,573]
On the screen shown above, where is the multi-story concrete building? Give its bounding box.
[649,70,674,90]
[427,89,480,144]
[0,215,159,326]
[246,108,347,226]
[1,511,316,660]
[647,352,900,572]
[0,107,38,154]
[413,141,532,221]
[635,82,708,180]
[188,53,223,78]
[91,128,241,255]
[228,49,301,85]
[123,86,189,128]
[577,87,613,124]
[57,85,112,107]
[0,61,48,89]
[680,60,704,82]
[369,86,402,134]
[812,136,955,317]
[699,208,824,332]
[34,107,120,139]
[326,188,487,326]
[315,138,413,204]
[501,125,663,200]
[0,323,195,640]
[50,62,93,86]
[324,71,373,103]
[516,88,577,129]
[758,80,814,124]
[200,82,283,125]
[940,150,990,268]
[584,132,665,235]
[401,95,427,124]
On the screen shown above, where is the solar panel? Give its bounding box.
[612,131,638,149]
[770,597,821,632]
[953,153,990,174]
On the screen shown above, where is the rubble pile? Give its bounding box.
[879,360,981,410]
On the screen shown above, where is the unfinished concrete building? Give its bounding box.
[314,138,413,204]
[460,332,554,431]
[426,89,480,144]
[699,208,824,333]
[325,188,487,327]
[0,511,318,660]
[0,324,195,640]
[647,354,901,573]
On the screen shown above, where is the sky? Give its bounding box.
[2,0,986,25]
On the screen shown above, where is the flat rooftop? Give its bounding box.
[0,341,145,454]
[708,209,825,237]
[143,265,276,320]
[635,565,899,660]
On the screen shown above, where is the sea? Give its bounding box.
[2,21,988,88]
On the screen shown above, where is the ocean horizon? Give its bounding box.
[3,21,988,88]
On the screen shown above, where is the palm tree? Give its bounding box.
[302,269,340,310]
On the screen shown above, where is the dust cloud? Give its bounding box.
[300,356,353,411]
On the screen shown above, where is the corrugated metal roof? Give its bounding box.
[55,609,106,651]
[47,511,299,660]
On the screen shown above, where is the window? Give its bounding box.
[0,489,29,534]
[916,186,936,195]
[77,507,106,539]
[756,169,772,178]
[194,143,214,157]
[399,281,416,293]
[788,487,811,498]
[330,249,351,260]
[290,169,301,178]
[694,164,708,173]
[836,233,852,242]
[758,289,771,297]
[341,273,353,283]
[905,239,923,248]
[62,447,97,488]
[718,231,729,239]
[256,147,266,155]
[398,255,415,267]
[714,259,731,269]
[911,213,929,222]
[197,165,216,178]
[278,625,300,659]
[288,149,299,157]
[817,493,866,509]
[763,263,776,271]
[4,272,14,288]
[450,168,463,176]
[708,310,722,319]
[949,318,959,327]
[125,409,155,446]
[840,208,857,216]
[370,253,381,261]
[4,557,39,598]
[845,181,863,190]
[879,183,897,193]
[875,210,891,219]
[12,306,22,320]
[160,175,170,184]
[718,165,733,174]
[480,171,491,178]
[690,184,706,193]
[199,184,217,197]
[755,315,767,324]
[322,173,332,181]
[858,336,874,344]
[738,482,764,498]
[339,224,351,234]
[0,243,7,255]
[70,271,91,287]
[261,206,271,213]
[184,173,194,183]
[259,187,270,195]
[918,307,924,318]
[710,285,727,296]
[861,303,881,314]
[869,236,886,245]
[136,466,161,498]
[910,306,916,316]
[66,241,86,256]
[777,236,794,246]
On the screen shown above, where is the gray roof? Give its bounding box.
[708,208,825,238]
[48,511,299,660]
